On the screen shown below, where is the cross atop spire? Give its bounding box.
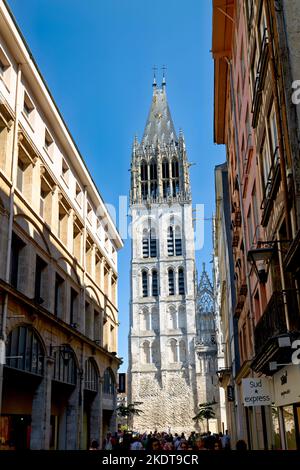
[162,65,167,89]
[152,65,157,88]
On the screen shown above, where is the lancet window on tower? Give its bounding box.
[141,160,148,200]
[171,158,180,197]
[168,268,175,295]
[143,340,151,363]
[152,269,159,297]
[149,159,158,199]
[142,226,157,258]
[142,270,148,297]
[178,268,185,295]
[162,158,170,198]
[167,225,182,256]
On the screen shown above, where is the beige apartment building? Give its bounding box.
[0,0,123,450]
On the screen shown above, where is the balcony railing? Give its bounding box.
[261,147,280,226]
[254,290,300,357]
[252,28,269,128]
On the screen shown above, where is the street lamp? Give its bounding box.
[247,242,276,283]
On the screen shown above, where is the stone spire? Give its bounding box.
[142,80,177,146]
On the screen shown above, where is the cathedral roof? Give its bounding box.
[142,81,178,146]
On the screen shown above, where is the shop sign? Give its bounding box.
[242,378,272,407]
[273,364,300,407]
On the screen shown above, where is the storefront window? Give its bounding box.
[271,407,281,449]
[283,406,297,450]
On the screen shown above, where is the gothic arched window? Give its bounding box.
[143,341,151,364]
[175,225,182,256]
[152,269,158,297]
[178,306,186,329]
[150,159,158,199]
[6,325,45,376]
[103,367,115,395]
[162,159,170,198]
[168,269,175,295]
[178,268,185,295]
[171,158,180,196]
[84,358,99,392]
[142,308,150,330]
[167,226,174,256]
[142,226,157,258]
[142,228,149,258]
[162,159,169,179]
[140,160,148,200]
[142,270,148,297]
[179,340,186,362]
[170,339,178,362]
[169,306,177,329]
[150,228,157,257]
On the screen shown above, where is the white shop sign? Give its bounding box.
[273,364,300,407]
[242,378,272,407]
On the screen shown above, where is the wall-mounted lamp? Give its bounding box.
[50,344,73,366]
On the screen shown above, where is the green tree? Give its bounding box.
[193,400,217,432]
[117,402,143,431]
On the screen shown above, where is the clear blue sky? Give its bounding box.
[8,0,225,372]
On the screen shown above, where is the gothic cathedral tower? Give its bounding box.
[128,77,199,433]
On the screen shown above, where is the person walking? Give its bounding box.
[221,430,231,450]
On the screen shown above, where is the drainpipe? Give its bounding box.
[225,56,261,449]
[0,64,22,414]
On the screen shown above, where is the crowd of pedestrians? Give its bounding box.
[92,429,247,451]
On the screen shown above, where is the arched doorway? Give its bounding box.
[50,344,77,449]
[102,367,116,438]
[1,325,45,450]
[82,358,100,449]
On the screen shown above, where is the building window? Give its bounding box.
[169,307,177,329]
[58,201,68,244]
[179,340,186,362]
[142,229,149,258]
[175,226,182,256]
[75,182,82,206]
[149,159,158,199]
[70,288,78,327]
[23,92,35,125]
[84,359,98,392]
[10,233,25,288]
[16,158,26,192]
[142,341,151,364]
[140,160,148,200]
[150,228,157,257]
[171,158,180,196]
[162,159,170,198]
[87,201,93,224]
[53,346,76,385]
[54,273,64,317]
[178,268,185,295]
[167,226,174,256]
[61,158,69,184]
[247,206,253,248]
[73,222,82,260]
[6,326,44,376]
[152,270,158,297]
[0,47,10,87]
[103,368,115,395]
[170,339,178,362]
[44,128,54,157]
[34,255,47,304]
[142,270,148,297]
[168,269,175,295]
